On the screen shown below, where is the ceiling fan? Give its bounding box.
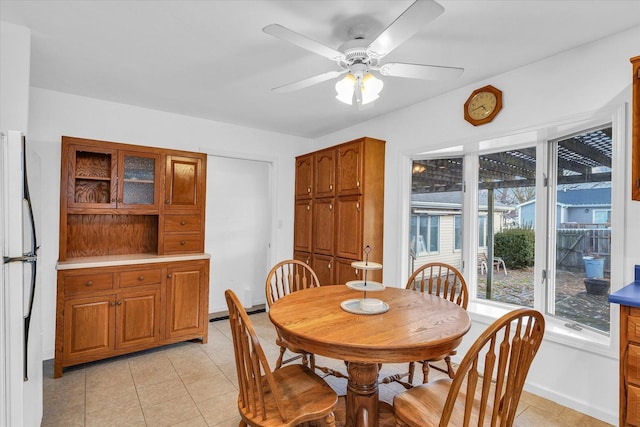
[263,0,463,107]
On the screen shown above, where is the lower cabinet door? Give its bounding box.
[166,263,206,339]
[63,295,115,361]
[313,254,335,285]
[116,287,162,349]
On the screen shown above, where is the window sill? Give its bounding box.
[466,300,616,359]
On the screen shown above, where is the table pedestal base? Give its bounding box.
[346,362,379,426]
[309,396,395,427]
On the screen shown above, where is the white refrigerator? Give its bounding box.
[1,130,43,426]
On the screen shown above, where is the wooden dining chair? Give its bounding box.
[393,308,545,427]
[383,262,469,388]
[225,289,338,427]
[266,260,348,379]
[266,259,320,370]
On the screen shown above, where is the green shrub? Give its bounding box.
[494,229,535,269]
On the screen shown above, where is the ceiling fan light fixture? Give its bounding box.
[335,72,383,106]
[335,73,356,105]
[361,72,383,105]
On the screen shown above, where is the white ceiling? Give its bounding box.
[2,1,640,139]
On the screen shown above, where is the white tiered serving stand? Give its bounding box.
[341,247,388,314]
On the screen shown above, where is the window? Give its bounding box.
[478,215,487,247]
[477,145,536,307]
[592,209,611,224]
[410,214,439,255]
[549,126,612,333]
[410,158,463,272]
[406,109,623,350]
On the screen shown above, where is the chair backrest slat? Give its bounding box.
[266,260,320,307]
[406,262,469,309]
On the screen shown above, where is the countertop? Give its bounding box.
[56,253,211,270]
[608,265,640,307]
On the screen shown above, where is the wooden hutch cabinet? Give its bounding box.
[55,136,209,378]
[294,137,385,284]
[632,56,640,201]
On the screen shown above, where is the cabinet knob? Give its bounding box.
[180,221,186,225]
[138,276,144,281]
[357,180,360,188]
[167,274,173,279]
[329,184,333,191]
[328,262,332,270]
[329,203,333,211]
[307,205,310,211]
[307,186,311,193]
[86,281,93,287]
[116,300,122,306]
[356,202,360,211]
[109,302,115,307]
[110,198,116,203]
[180,240,186,245]
[165,200,170,204]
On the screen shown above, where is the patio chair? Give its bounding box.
[393,308,545,426]
[225,289,338,427]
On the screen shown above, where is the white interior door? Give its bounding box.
[205,156,271,312]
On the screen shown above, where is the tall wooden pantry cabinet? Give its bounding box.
[294,137,385,284]
[54,136,209,378]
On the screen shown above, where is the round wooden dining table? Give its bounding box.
[268,285,471,427]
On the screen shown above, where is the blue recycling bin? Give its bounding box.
[583,257,604,278]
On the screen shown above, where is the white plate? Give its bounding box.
[340,298,389,315]
[351,261,383,270]
[346,280,385,291]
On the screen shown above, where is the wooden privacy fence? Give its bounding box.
[556,228,611,275]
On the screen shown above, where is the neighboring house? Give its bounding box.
[410,191,512,271]
[518,185,611,228]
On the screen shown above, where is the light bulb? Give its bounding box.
[361,73,383,105]
[335,74,356,105]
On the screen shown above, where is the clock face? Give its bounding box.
[467,91,498,120]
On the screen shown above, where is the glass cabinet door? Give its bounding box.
[119,151,161,210]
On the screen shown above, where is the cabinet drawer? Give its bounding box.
[64,273,113,295]
[629,345,640,386]
[628,313,640,343]
[164,214,201,232]
[119,268,163,288]
[164,234,202,253]
[628,384,640,425]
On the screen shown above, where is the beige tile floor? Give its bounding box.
[43,312,612,427]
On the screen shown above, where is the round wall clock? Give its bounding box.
[464,85,503,126]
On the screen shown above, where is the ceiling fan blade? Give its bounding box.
[367,0,444,59]
[379,62,463,81]
[271,70,345,93]
[263,24,345,62]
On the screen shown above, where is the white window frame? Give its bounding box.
[402,105,625,357]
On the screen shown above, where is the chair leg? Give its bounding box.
[301,352,309,367]
[324,412,336,427]
[309,353,316,371]
[422,360,430,383]
[275,346,286,370]
[239,421,247,427]
[444,355,455,379]
[407,361,415,385]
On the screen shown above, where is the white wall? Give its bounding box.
[26,88,314,360]
[313,25,640,424]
